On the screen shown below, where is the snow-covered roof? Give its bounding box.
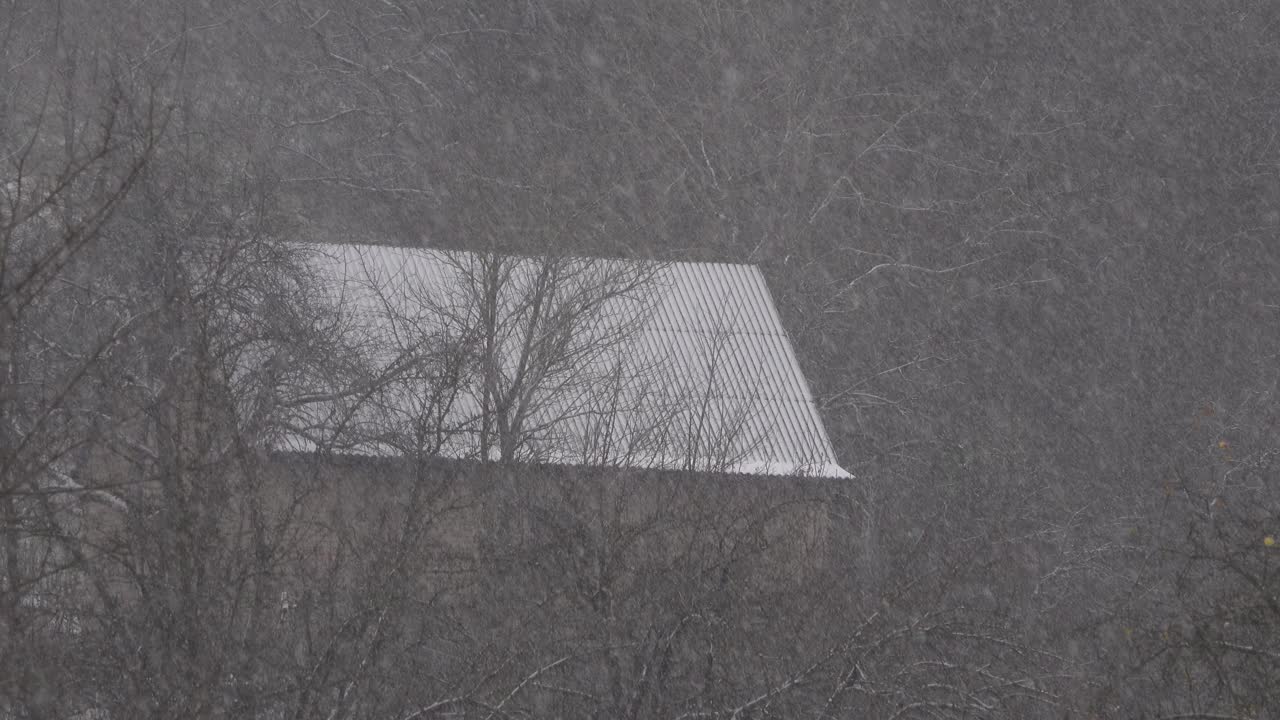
[285,242,850,479]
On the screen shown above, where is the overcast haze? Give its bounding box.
[2,1,1279,717]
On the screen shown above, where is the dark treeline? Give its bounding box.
[2,1,1278,717]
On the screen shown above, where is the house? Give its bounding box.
[261,240,853,591]
[4,239,856,718]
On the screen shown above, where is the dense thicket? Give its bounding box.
[2,1,1278,717]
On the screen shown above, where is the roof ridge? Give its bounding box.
[297,240,767,271]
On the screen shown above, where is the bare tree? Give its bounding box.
[0,6,171,713]
[294,243,666,463]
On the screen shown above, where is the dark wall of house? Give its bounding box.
[255,452,846,716]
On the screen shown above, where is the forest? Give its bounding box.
[2,0,1279,717]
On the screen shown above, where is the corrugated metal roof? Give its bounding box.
[289,243,850,479]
